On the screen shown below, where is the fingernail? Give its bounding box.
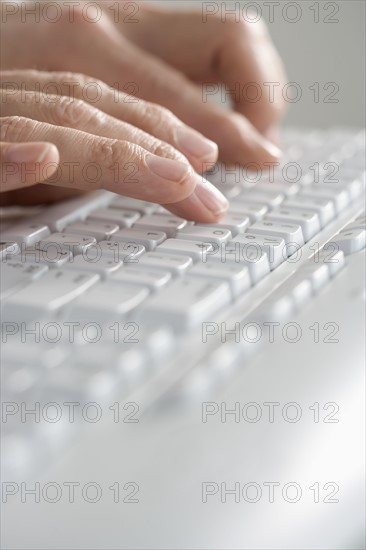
[263,124,281,146]
[262,138,282,160]
[194,176,229,215]
[146,154,191,182]
[175,126,218,160]
[4,143,54,163]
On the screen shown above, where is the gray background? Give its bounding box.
[152,0,365,128]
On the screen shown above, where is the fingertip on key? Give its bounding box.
[194,176,229,217]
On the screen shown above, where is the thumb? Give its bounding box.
[0,142,60,193]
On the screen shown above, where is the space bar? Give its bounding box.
[34,191,115,232]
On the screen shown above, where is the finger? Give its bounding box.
[106,9,287,136]
[0,58,280,167]
[216,18,287,133]
[163,177,228,223]
[1,89,203,170]
[0,141,59,192]
[0,70,218,173]
[1,116,227,221]
[0,179,228,224]
[79,43,282,166]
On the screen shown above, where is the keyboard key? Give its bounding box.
[233,233,286,269]
[284,197,335,228]
[189,262,251,299]
[0,242,19,260]
[229,203,269,222]
[66,340,139,372]
[208,243,270,284]
[157,239,213,262]
[114,347,149,387]
[300,185,350,214]
[2,270,100,321]
[137,253,193,276]
[342,178,364,201]
[332,228,366,255]
[153,206,183,216]
[253,294,294,323]
[37,233,97,256]
[197,213,250,237]
[266,208,321,241]
[136,326,175,364]
[320,176,364,201]
[275,278,313,310]
[142,278,231,331]
[134,214,187,237]
[176,226,232,244]
[113,266,172,292]
[86,241,145,263]
[1,223,50,246]
[64,221,119,241]
[13,247,73,268]
[293,263,330,293]
[110,229,167,251]
[109,196,157,215]
[88,208,140,228]
[63,255,123,280]
[204,165,240,187]
[236,189,285,209]
[248,221,304,247]
[46,359,120,401]
[254,181,300,197]
[34,190,114,231]
[68,282,150,321]
[316,248,345,277]
[0,261,48,300]
[1,341,69,369]
[219,183,242,199]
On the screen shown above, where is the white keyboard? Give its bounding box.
[1,128,365,477]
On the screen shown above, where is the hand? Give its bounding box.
[1,1,286,168]
[110,3,287,152]
[1,69,228,222]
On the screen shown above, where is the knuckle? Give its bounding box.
[0,116,38,142]
[139,102,164,124]
[91,138,140,172]
[151,104,177,124]
[151,140,188,164]
[205,12,260,34]
[139,101,180,136]
[52,97,93,127]
[210,16,269,47]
